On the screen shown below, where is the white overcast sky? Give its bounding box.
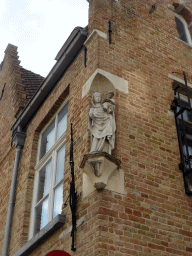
[0,0,89,77]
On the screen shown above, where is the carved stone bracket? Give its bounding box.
[80,152,125,198]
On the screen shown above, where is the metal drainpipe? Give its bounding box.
[2,126,26,256]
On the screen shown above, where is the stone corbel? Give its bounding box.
[80,152,125,198]
[84,29,107,47]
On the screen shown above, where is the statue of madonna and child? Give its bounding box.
[88,91,116,155]
[80,90,122,194]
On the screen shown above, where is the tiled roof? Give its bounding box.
[21,67,44,100]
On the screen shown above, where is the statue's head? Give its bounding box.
[92,91,102,104]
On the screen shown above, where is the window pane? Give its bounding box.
[57,103,68,141]
[175,17,188,43]
[55,145,65,185]
[183,145,192,156]
[35,197,49,233]
[37,160,52,202]
[177,106,189,121]
[40,120,55,159]
[53,182,63,218]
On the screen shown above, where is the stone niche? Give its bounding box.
[80,152,125,198]
[80,68,127,198]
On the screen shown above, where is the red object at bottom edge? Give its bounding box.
[45,250,71,256]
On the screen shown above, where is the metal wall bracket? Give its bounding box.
[108,21,112,44]
[84,46,87,68]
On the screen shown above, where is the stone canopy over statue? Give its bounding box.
[88,91,116,154]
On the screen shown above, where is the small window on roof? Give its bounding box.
[175,13,192,45]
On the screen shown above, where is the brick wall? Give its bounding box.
[0,45,20,251]
[1,0,192,255]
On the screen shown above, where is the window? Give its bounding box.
[171,81,192,195]
[29,102,68,238]
[183,142,192,169]
[175,13,192,45]
[176,98,192,122]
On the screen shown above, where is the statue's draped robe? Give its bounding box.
[88,104,116,154]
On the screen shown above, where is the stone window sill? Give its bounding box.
[13,215,65,256]
[175,37,192,48]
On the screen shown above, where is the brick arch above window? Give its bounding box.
[173,3,192,25]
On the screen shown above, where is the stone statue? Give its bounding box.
[88,91,116,154]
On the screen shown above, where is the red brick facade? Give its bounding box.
[1,0,192,255]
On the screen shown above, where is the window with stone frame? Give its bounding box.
[29,101,68,238]
[175,13,192,45]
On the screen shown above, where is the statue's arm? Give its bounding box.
[89,107,94,119]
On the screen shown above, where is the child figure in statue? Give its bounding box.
[103,90,115,113]
[88,91,116,154]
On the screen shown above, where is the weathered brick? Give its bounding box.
[1,1,192,256]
